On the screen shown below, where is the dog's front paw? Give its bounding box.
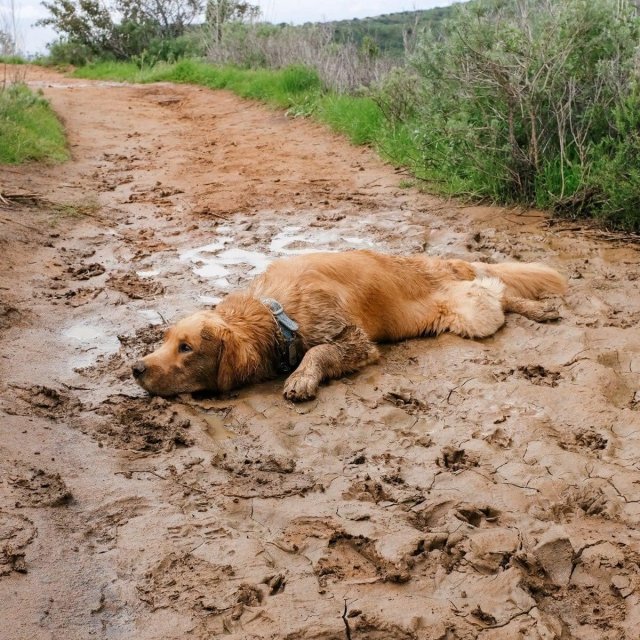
[283,371,319,402]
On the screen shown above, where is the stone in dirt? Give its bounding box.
[533,526,574,587]
[7,465,72,507]
[0,511,37,576]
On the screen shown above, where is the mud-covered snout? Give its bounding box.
[131,357,167,394]
[131,360,146,379]
[130,353,165,395]
[130,349,184,397]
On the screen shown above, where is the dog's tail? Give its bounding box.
[472,262,567,299]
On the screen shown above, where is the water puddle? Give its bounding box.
[64,324,104,341]
[179,226,378,286]
[138,310,165,325]
[270,226,376,254]
[203,414,234,441]
[180,404,235,441]
[426,228,469,255]
[63,322,120,365]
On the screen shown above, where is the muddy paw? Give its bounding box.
[535,302,561,322]
[283,372,319,402]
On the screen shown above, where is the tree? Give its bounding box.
[1,0,17,55]
[205,0,259,45]
[126,0,202,38]
[0,29,13,56]
[38,0,203,59]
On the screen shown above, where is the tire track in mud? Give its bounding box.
[0,65,639,639]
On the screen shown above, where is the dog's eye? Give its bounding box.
[178,342,192,354]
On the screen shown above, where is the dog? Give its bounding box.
[132,249,566,402]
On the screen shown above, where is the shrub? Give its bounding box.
[404,0,640,229]
[39,0,206,66]
[588,90,640,229]
[208,22,399,92]
[48,39,96,66]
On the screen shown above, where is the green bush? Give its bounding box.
[0,85,68,164]
[47,39,96,66]
[47,30,205,69]
[146,32,206,63]
[588,91,640,229]
[400,0,640,229]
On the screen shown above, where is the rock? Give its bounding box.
[581,542,624,568]
[611,574,634,598]
[533,526,574,586]
[467,528,519,573]
[374,528,426,566]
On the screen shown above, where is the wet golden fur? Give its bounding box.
[133,250,567,401]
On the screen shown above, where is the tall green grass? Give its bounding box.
[0,84,68,164]
[0,55,27,64]
[315,95,384,145]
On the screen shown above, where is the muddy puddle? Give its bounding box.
[178,223,380,292]
[1,66,639,640]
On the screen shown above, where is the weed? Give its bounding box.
[52,197,100,219]
[0,55,26,65]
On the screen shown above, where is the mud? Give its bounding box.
[1,65,639,639]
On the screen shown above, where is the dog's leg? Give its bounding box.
[440,278,506,338]
[503,296,560,322]
[283,326,379,402]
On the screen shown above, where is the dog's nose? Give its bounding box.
[132,361,146,379]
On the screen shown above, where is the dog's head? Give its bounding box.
[132,311,228,396]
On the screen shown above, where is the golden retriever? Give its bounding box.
[132,250,566,401]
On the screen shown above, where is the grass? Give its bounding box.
[52,196,100,219]
[0,84,68,164]
[74,59,323,107]
[314,95,384,145]
[0,55,27,64]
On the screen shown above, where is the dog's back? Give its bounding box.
[249,250,566,342]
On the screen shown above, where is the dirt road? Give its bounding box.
[1,66,639,639]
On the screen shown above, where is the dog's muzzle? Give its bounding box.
[132,361,146,379]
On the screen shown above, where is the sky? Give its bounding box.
[3,0,456,55]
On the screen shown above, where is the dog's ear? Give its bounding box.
[198,326,226,389]
[213,326,252,394]
[215,328,240,394]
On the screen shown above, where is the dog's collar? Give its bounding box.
[261,298,299,372]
